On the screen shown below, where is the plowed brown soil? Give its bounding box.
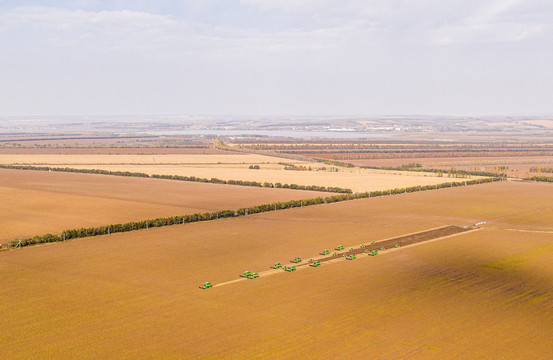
[1,181,553,359]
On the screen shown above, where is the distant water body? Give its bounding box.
[149,129,394,139]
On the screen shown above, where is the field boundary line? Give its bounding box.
[1,168,500,250]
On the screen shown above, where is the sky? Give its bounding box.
[1,0,552,116]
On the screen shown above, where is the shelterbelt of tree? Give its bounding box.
[0,164,353,193]
[4,176,501,250]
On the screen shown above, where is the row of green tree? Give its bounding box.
[0,164,150,177]
[525,176,553,183]
[8,177,500,249]
[359,164,505,178]
[0,164,352,193]
[149,174,352,193]
[10,210,237,248]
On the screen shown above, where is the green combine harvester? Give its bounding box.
[346,254,357,260]
[368,250,378,256]
[272,262,282,269]
[309,260,321,267]
[247,272,259,279]
[199,282,213,289]
[321,249,330,255]
[291,257,302,263]
[240,271,252,278]
[283,266,296,272]
[336,245,345,250]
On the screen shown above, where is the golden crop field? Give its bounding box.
[1,181,552,358]
[0,152,460,192]
[67,164,453,193]
[0,168,331,243]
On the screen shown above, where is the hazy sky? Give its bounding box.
[1,0,552,116]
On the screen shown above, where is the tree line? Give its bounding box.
[526,176,553,183]
[0,164,352,193]
[7,176,500,249]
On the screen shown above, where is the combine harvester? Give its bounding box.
[336,245,345,251]
[240,271,252,278]
[283,265,296,272]
[200,282,213,289]
[320,249,330,255]
[309,260,321,267]
[346,254,357,260]
[240,271,259,279]
[272,262,282,269]
[291,257,302,263]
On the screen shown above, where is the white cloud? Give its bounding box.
[428,0,549,45]
[0,1,552,115]
[0,6,186,53]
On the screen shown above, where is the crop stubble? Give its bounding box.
[0,168,331,242]
[1,181,552,358]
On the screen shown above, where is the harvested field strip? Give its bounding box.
[6,176,498,250]
[212,225,473,288]
[316,225,472,263]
